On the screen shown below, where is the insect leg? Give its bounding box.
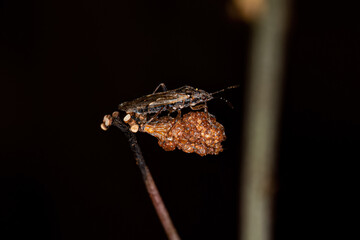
[190,103,207,111]
[190,103,217,125]
[166,107,176,116]
[152,83,168,94]
[167,109,182,134]
[142,105,166,130]
[218,97,234,109]
[167,101,184,134]
[175,109,182,120]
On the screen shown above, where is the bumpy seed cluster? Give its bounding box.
[142,112,226,156]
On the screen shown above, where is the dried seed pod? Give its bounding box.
[142,112,226,156]
[101,114,113,130]
[100,123,108,131]
[123,113,131,122]
[122,113,140,133]
[112,111,120,118]
[130,124,139,133]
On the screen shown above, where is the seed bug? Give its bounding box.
[118,83,238,131]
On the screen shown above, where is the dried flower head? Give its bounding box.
[141,112,226,156]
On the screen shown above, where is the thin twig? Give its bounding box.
[110,115,181,240]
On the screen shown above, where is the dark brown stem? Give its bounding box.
[111,116,181,240]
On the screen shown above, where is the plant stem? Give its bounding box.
[239,1,290,240]
[111,116,181,240]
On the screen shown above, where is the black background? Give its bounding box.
[1,1,359,239]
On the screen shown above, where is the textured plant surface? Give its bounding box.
[142,112,226,156]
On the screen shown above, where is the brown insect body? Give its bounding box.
[118,85,213,116]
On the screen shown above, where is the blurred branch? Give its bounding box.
[102,113,181,240]
[228,0,265,22]
[239,0,290,240]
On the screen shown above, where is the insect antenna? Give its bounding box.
[215,96,234,109]
[210,84,239,96]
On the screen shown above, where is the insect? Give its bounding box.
[118,83,238,131]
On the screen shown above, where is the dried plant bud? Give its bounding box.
[101,114,113,129]
[101,114,114,131]
[123,113,140,133]
[123,114,132,123]
[112,111,120,118]
[142,112,226,156]
[100,123,108,131]
[130,124,139,133]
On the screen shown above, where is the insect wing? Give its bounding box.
[118,90,189,114]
